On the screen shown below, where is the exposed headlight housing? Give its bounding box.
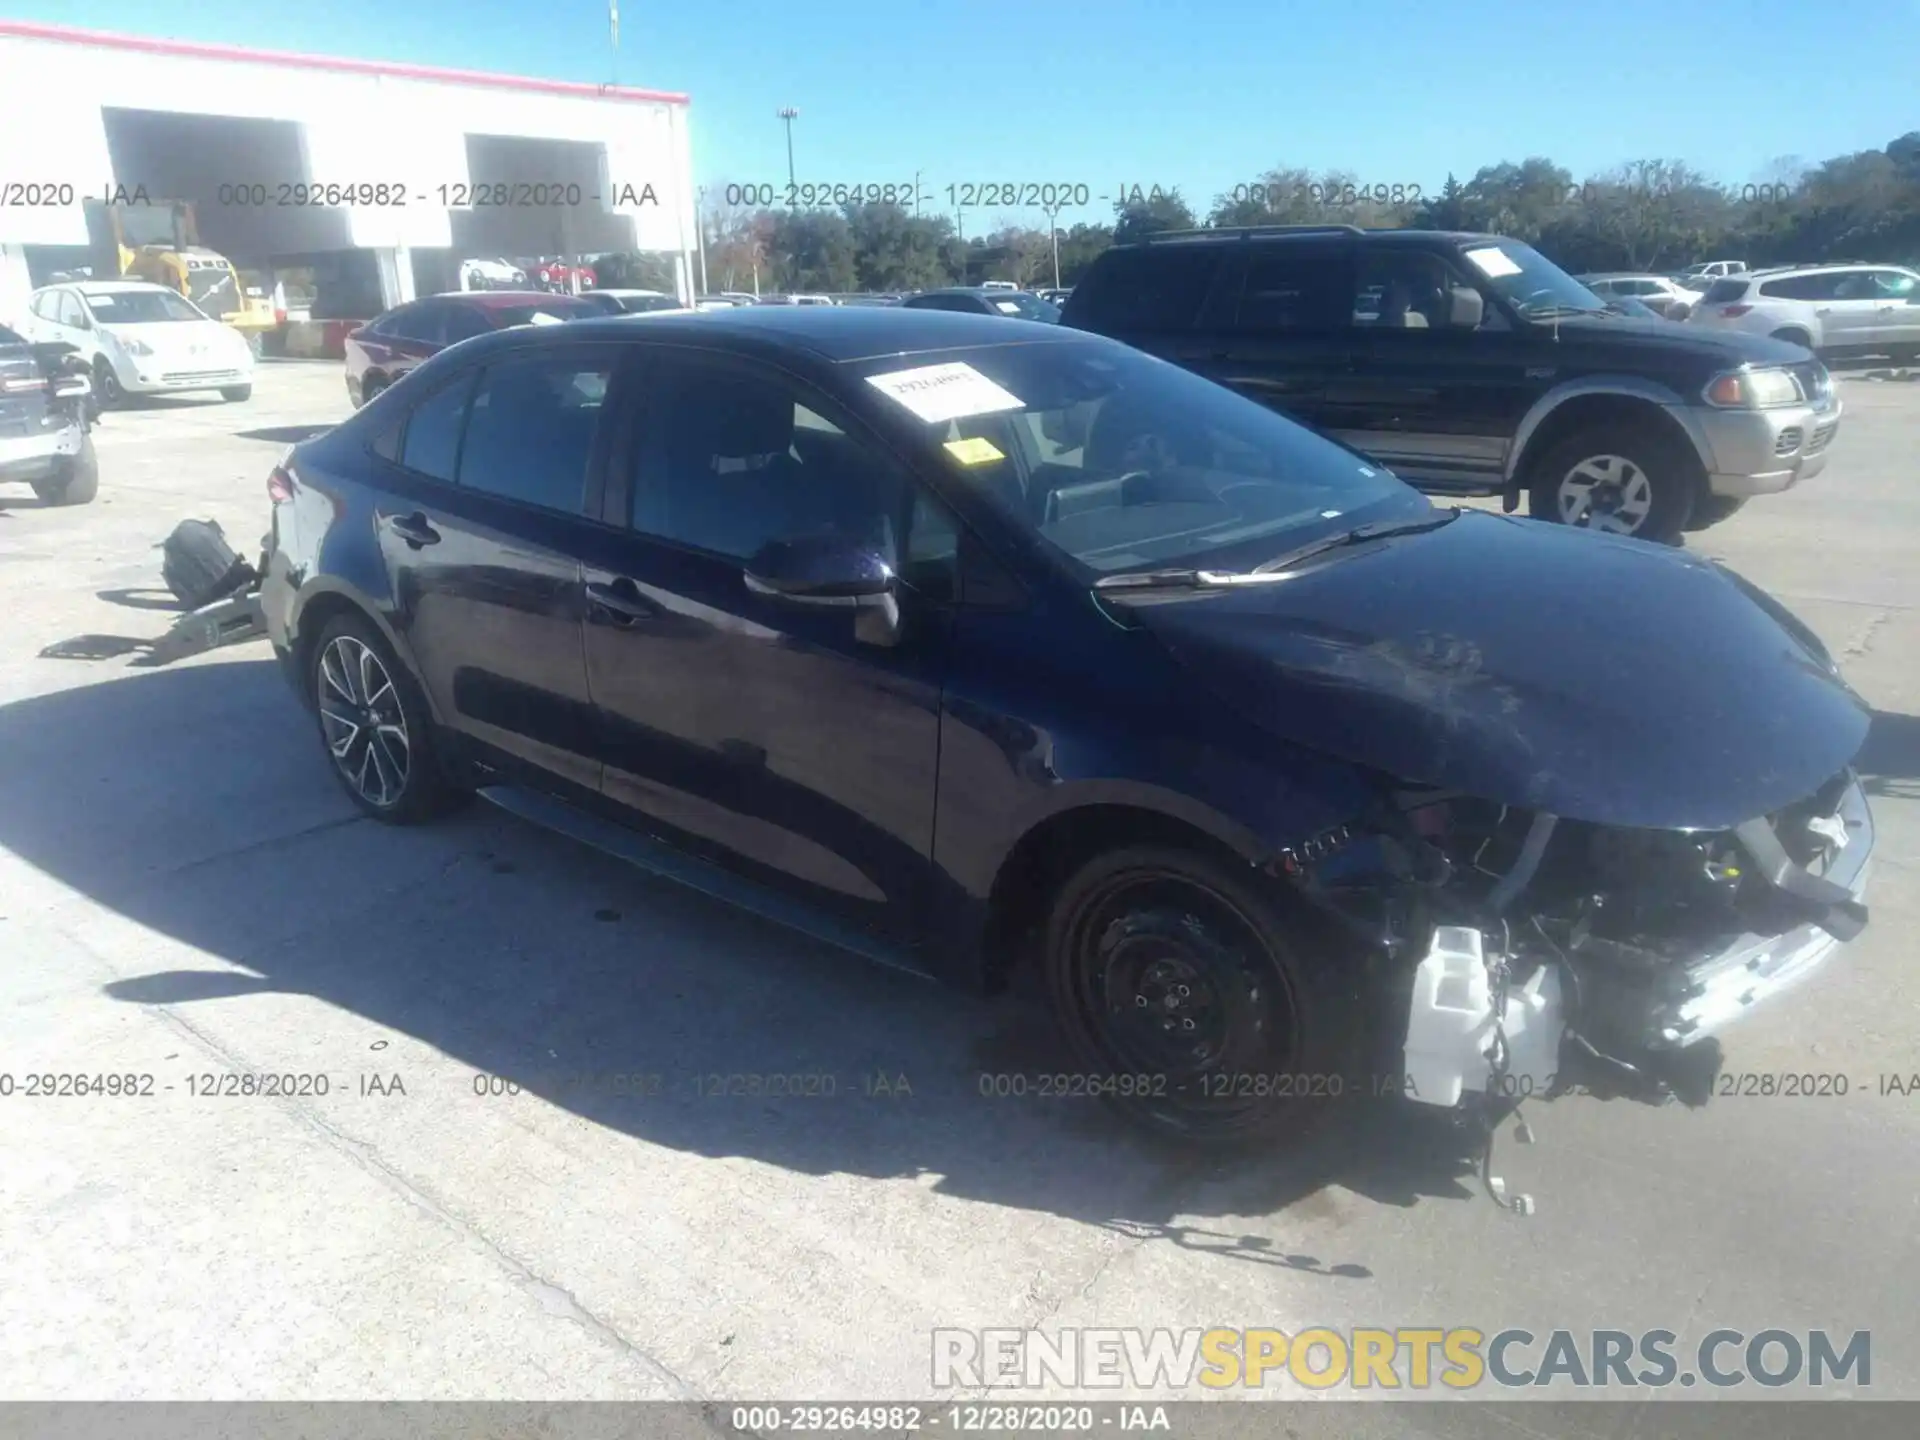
[1703,366,1804,409]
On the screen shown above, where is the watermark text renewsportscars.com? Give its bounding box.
[932,1327,1871,1391]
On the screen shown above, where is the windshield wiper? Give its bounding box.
[1092,509,1462,592]
[1250,508,1461,574]
[1091,567,1279,592]
[1522,304,1609,320]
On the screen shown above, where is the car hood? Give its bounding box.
[1545,312,1811,367]
[1122,510,1868,830]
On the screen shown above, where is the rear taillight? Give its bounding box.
[1721,304,1753,318]
[267,465,295,504]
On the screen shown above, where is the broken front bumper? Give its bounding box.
[1402,773,1874,1109]
[1660,773,1873,1047]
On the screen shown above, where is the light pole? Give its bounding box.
[1042,202,1063,289]
[777,107,799,187]
[695,186,710,296]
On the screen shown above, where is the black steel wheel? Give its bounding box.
[309,613,465,823]
[1041,844,1360,1146]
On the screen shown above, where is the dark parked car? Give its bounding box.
[1061,225,1841,544]
[344,291,602,407]
[0,324,97,506]
[902,288,1061,322]
[260,306,1873,1161]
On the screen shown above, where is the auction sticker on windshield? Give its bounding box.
[1463,246,1522,278]
[867,362,1024,424]
[944,436,1006,465]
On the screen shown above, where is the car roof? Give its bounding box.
[42,279,172,294]
[448,290,599,308]
[441,304,1084,364]
[1106,227,1513,254]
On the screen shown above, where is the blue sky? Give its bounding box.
[12,0,1915,229]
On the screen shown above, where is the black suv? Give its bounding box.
[1061,225,1841,544]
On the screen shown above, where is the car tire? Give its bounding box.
[1526,424,1696,544]
[1039,843,1362,1147]
[308,612,468,825]
[1770,327,1814,349]
[29,433,100,506]
[221,384,253,402]
[91,356,124,409]
[360,375,387,407]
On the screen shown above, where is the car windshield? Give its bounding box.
[488,299,599,326]
[1458,240,1607,317]
[990,293,1061,322]
[859,339,1427,576]
[83,289,208,324]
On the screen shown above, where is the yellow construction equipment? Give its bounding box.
[83,198,277,344]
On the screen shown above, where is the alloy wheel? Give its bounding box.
[1556,453,1654,535]
[317,635,411,807]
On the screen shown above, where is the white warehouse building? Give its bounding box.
[0,21,697,328]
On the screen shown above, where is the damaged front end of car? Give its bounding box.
[1282,768,1873,1210]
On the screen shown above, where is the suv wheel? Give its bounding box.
[1039,844,1359,1147]
[309,613,467,824]
[29,434,99,506]
[1527,425,1696,543]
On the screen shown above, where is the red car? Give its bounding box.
[343,291,602,407]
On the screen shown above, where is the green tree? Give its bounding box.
[1111,188,1197,245]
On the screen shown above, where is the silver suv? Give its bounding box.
[1687,264,1920,364]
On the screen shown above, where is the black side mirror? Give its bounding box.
[743,531,895,605]
[744,531,900,645]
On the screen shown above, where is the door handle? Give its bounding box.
[386,512,440,548]
[1814,308,1832,316]
[585,577,658,624]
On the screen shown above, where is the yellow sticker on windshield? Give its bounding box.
[943,436,1005,465]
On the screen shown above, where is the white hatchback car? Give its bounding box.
[1686,264,1920,363]
[23,280,256,407]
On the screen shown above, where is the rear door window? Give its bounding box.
[1071,246,1223,333]
[397,372,476,481]
[386,305,447,345]
[1759,273,1842,301]
[456,350,615,515]
[1704,278,1752,303]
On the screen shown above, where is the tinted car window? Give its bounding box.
[457,352,613,514]
[1237,247,1355,331]
[1759,273,1841,301]
[385,305,445,344]
[488,298,601,326]
[398,372,476,481]
[441,305,492,343]
[1071,247,1222,332]
[1871,270,1918,299]
[632,362,901,563]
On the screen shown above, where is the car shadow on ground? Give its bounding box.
[0,656,1505,1271]
[1858,709,1920,801]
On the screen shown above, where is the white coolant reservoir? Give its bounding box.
[1403,926,1567,1108]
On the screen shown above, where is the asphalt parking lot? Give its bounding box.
[2,359,1917,1419]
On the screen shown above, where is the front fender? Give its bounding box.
[1504,374,1711,486]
